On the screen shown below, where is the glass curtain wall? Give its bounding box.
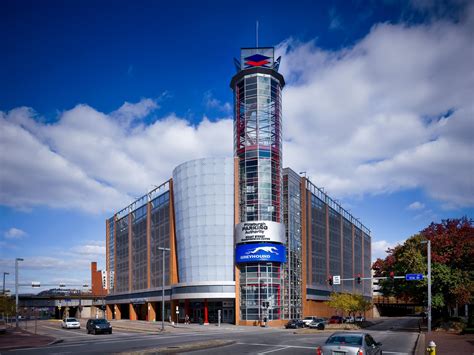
[115,216,129,293]
[354,227,363,293]
[107,218,115,292]
[310,195,327,287]
[363,232,371,296]
[150,192,170,288]
[342,219,353,292]
[131,205,147,291]
[234,71,284,321]
[234,74,282,222]
[239,263,283,321]
[282,169,302,319]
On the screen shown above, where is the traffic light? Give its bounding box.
[389,271,395,279]
[356,274,361,284]
[328,276,333,286]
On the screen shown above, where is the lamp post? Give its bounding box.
[15,258,24,328]
[421,240,432,333]
[3,272,9,294]
[158,247,170,331]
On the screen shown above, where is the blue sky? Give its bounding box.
[1,0,473,293]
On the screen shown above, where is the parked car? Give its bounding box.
[344,316,355,323]
[284,319,305,329]
[302,316,320,327]
[86,318,112,334]
[316,332,382,355]
[308,318,326,330]
[0,319,6,334]
[61,318,80,329]
[355,316,366,322]
[329,315,344,324]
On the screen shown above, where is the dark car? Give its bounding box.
[86,318,112,335]
[285,319,305,329]
[329,315,344,324]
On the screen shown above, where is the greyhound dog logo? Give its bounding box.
[245,246,279,255]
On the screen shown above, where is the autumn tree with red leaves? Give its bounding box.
[373,217,473,315]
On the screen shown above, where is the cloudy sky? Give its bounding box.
[1,0,473,292]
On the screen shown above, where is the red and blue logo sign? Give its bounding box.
[244,53,271,68]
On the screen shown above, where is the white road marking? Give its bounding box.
[382,352,409,355]
[236,342,315,350]
[257,346,291,354]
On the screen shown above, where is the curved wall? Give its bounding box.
[172,157,234,285]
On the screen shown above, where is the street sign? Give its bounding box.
[333,275,341,285]
[406,273,424,281]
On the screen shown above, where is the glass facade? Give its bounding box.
[108,182,170,295]
[172,158,234,283]
[107,217,115,292]
[306,179,371,297]
[232,52,286,322]
[310,194,327,287]
[234,74,282,222]
[150,192,170,288]
[131,204,147,291]
[239,263,283,321]
[282,168,302,319]
[115,215,129,293]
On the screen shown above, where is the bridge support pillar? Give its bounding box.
[115,304,122,320]
[147,302,156,322]
[129,304,137,320]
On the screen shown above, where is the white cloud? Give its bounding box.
[71,241,106,256]
[372,239,402,261]
[0,100,233,214]
[407,201,425,210]
[203,91,232,113]
[4,227,27,239]
[278,6,474,208]
[1,6,473,217]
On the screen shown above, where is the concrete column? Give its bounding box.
[106,304,113,320]
[147,302,156,322]
[115,304,122,320]
[129,304,137,321]
[204,299,209,325]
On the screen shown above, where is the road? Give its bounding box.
[4,317,421,354]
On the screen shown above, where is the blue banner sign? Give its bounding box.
[235,243,286,264]
[405,273,424,281]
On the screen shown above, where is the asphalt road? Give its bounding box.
[5,317,421,355]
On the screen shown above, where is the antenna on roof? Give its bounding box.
[256,20,259,48]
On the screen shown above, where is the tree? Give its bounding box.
[0,295,15,317]
[326,293,373,317]
[373,217,474,316]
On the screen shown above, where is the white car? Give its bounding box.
[302,316,320,327]
[62,317,80,329]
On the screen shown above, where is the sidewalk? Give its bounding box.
[424,331,474,355]
[0,327,57,351]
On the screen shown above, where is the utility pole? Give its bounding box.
[15,258,24,328]
[421,240,432,333]
[3,272,9,294]
[158,247,170,331]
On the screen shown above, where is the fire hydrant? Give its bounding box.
[426,340,436,355]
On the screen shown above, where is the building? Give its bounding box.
[104,47,372,326]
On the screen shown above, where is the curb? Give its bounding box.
[414,332,425,355]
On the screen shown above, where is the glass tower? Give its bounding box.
[231,47,286,322]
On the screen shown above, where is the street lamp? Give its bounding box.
[3,272,9,294]
[158,247,170,331]
[421,240,432,333]
[15,258,24,328]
